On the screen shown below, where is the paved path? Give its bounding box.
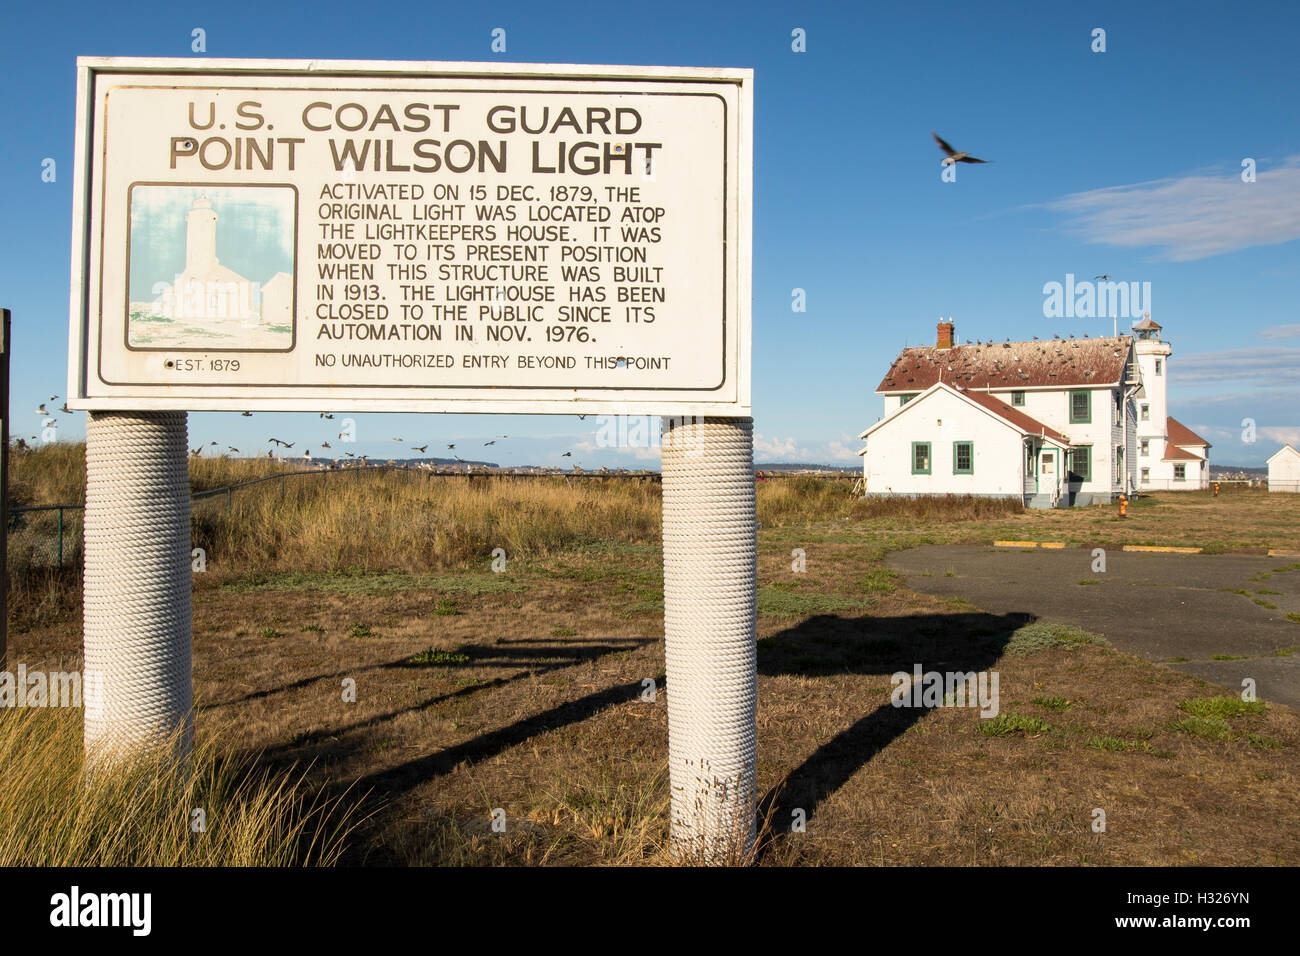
[887,546,1300,709]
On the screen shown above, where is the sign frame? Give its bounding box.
[67,57,752,416]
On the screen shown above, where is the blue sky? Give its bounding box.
[2,0,1297,469]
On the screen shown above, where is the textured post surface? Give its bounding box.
[83,411,192,762]
[660,416,758,861]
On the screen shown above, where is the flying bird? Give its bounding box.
[319,413,334,419]
[412,445,428,452]
[561,451,572,457]
[484,440,495,446]
[321,441,331,449]
[931,131,989,165]
[60,403,71,414]
[269,438,294,448]
[190,446,202,456]
[241,411,253,417]
[344,452,356,458]
[227,446,239,453]
[35,403,47,415]
[446,443,455,450]
[48,395,58,402]
[1094,274,1111,280]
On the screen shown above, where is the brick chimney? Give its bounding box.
[937,318,955,350]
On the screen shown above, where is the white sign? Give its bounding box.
[67,58,751,415]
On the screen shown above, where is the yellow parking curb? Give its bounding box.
[1040,542,1066,549]
[1122,545,1202,554]
[994,540,1037,548]
[1268,549,1300,557]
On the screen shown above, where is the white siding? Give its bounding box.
[1269,446,1300,492]
[864,389,1024,496]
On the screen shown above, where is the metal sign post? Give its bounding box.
[68,58,753,859]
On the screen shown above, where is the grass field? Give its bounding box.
[5,443,1299,865]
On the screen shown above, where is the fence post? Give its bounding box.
[56,506,63,567]
[83,411,193,764]
[659,415,758,863]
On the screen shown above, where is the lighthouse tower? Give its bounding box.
[185,195,220,273]
[1133,315,1172,480]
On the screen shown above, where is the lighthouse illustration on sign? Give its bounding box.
[127,184,296,350]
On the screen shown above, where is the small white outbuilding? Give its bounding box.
[1267,443,1300,493]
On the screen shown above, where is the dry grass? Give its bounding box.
[6,444,1300,866]
[0,707,363,865]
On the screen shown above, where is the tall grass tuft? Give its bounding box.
[0,708,363,866]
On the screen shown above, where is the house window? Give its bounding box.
[953,441,974,475]
[911,442,931,475]
[1140,439,1149,456]
[1141,467,1150,482]
[900,393,918,405]
[1116,446,1124,483]
[1140,403,1150,421]
[1174,463,1186,481]
[1155,359,1162,376]
[1068,445,1091,483]
[1011,391,1025,407]
[1069,390,1091,424]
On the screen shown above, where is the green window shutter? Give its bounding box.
[911,442,931,474]
[1069,446,1091,482]
[1069,390,1091,424]
[952,441,973,474]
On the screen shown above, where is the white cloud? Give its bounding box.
[1048,157,1300,261]
[1260,324,1300,340]
[753,432,801,459]
[1172,347,1300,385]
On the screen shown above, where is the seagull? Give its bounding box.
[269,438,294,448]
[35,403,47,415]
[412,444,428,452]
[228,446,240,453]
[392,437,403,442]
[931,131,989,165]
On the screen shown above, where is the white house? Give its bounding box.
[857,317,1210,506]
[1268,443,1300,493]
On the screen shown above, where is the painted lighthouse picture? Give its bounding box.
[126,184,296,350]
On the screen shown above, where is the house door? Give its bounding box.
[1040,451,1055,495]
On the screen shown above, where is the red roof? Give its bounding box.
[876,336,1132,392]
[1162,444,1204,462]
[958,388,1071,445]
[1167,416,1211,449]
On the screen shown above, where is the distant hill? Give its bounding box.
[755,462,858,473]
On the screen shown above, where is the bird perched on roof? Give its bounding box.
[931,131,989,165]
[320,412,334,419]
[241,411,253,417]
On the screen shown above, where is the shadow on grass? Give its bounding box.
[756,610,1030,845]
